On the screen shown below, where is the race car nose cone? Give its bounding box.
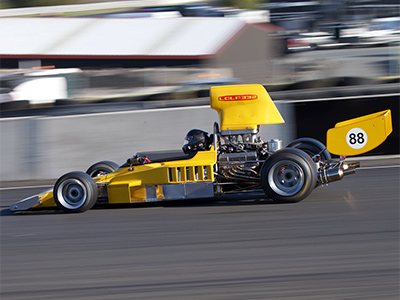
[9,196,40,212]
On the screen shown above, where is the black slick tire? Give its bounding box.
[86,161,119,178]
[287,137,331,160]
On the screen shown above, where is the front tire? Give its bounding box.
[54,172,98,213]
[261,148,317,203]
[86,161,119,178]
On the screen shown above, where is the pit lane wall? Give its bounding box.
[0,103,295,182]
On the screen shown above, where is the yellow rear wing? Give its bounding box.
[327,109,392,156]
[210,84,284,131]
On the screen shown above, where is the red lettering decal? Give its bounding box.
[218,94,258,101]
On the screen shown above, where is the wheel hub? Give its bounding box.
[57,179,87,209]
[269,160,305,196]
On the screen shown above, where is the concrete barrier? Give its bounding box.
[0,103,294,182]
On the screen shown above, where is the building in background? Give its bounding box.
[0,17,281,84]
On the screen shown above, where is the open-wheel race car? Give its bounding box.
[10,84,392,213]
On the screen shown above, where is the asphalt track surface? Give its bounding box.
[1,165,399,300]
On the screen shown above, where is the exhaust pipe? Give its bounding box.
[318,162,360,185]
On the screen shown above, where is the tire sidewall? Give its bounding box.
[261,148,317,203]
[54,171,98,213]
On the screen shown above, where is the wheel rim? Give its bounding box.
[57,179,87,209]
[268,160,305,196]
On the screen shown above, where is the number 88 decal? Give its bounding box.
[346,128,367,149]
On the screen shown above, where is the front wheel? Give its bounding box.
[54,172,98,213]
[260,148,317,203]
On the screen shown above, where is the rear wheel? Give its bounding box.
[261,148,317,203]
[86,161,119,178]
[54,172,98,213]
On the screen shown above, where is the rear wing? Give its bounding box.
[327,109,392,156]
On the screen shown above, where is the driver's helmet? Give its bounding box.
[182,129,210,153]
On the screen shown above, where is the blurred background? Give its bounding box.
[1,3,398,300]
[0,0,399,181]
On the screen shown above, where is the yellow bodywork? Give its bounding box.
[29,148,217,209]
[327,109,392,156]
[210,84,285,131]
[101,149,216,204]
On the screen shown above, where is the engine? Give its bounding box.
[218,151,260,182]
[216,129,283,185]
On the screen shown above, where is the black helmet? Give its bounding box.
[183,129,210,153]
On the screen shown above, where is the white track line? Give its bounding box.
[360,165,400,170]
[0,185,53,191]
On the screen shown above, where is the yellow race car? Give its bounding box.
[10,84,393,213]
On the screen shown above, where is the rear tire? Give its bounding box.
[261,148,317,203]
[287,137,331,160]
[86,161,119,178]
[54,172,98,213]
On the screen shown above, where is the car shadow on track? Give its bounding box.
[1,207,62,216]
[1,191,286,216]
[96,191,279,210]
